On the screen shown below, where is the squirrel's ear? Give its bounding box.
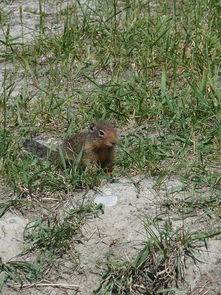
[88,122,95,132]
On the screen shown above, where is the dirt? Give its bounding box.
[0,0,66,43]
[0,176,221,294]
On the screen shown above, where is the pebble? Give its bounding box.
[94,195,118,207]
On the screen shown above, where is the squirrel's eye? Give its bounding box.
[99,130,105,137]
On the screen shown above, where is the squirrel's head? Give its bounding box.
[88,120,118,148]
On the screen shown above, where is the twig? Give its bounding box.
[12,281,80,290]
[87,227,98,241]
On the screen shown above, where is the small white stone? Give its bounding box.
[94,195,118,207]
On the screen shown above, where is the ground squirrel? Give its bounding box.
[24,120,118,172]
[57,120,118,172]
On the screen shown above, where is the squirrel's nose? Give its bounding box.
[107,142,116,147]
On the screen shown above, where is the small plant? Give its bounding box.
[0,260,42,291]
[0,198,33,218]
[95,217,217,295]
[0,203,102,291]
[162,194,221,221]
[23,203,102,258]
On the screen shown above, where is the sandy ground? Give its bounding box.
[1,176,221,294]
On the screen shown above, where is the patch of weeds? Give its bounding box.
[23,203,102,258]
[95,217,220,295]
[0,198,33,218]
[118,135,165,174]
[0,203,102,291]
[0,260,42,291]
[163,194,221,221]
[118,132,186,174]
[187,169,221,189]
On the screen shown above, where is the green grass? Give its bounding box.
[23,203,102,257]
[95,217,221,295]
[0,9,10,26]
[0,203,103,290]
[1,0,221,293]
[0,260,42,290]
